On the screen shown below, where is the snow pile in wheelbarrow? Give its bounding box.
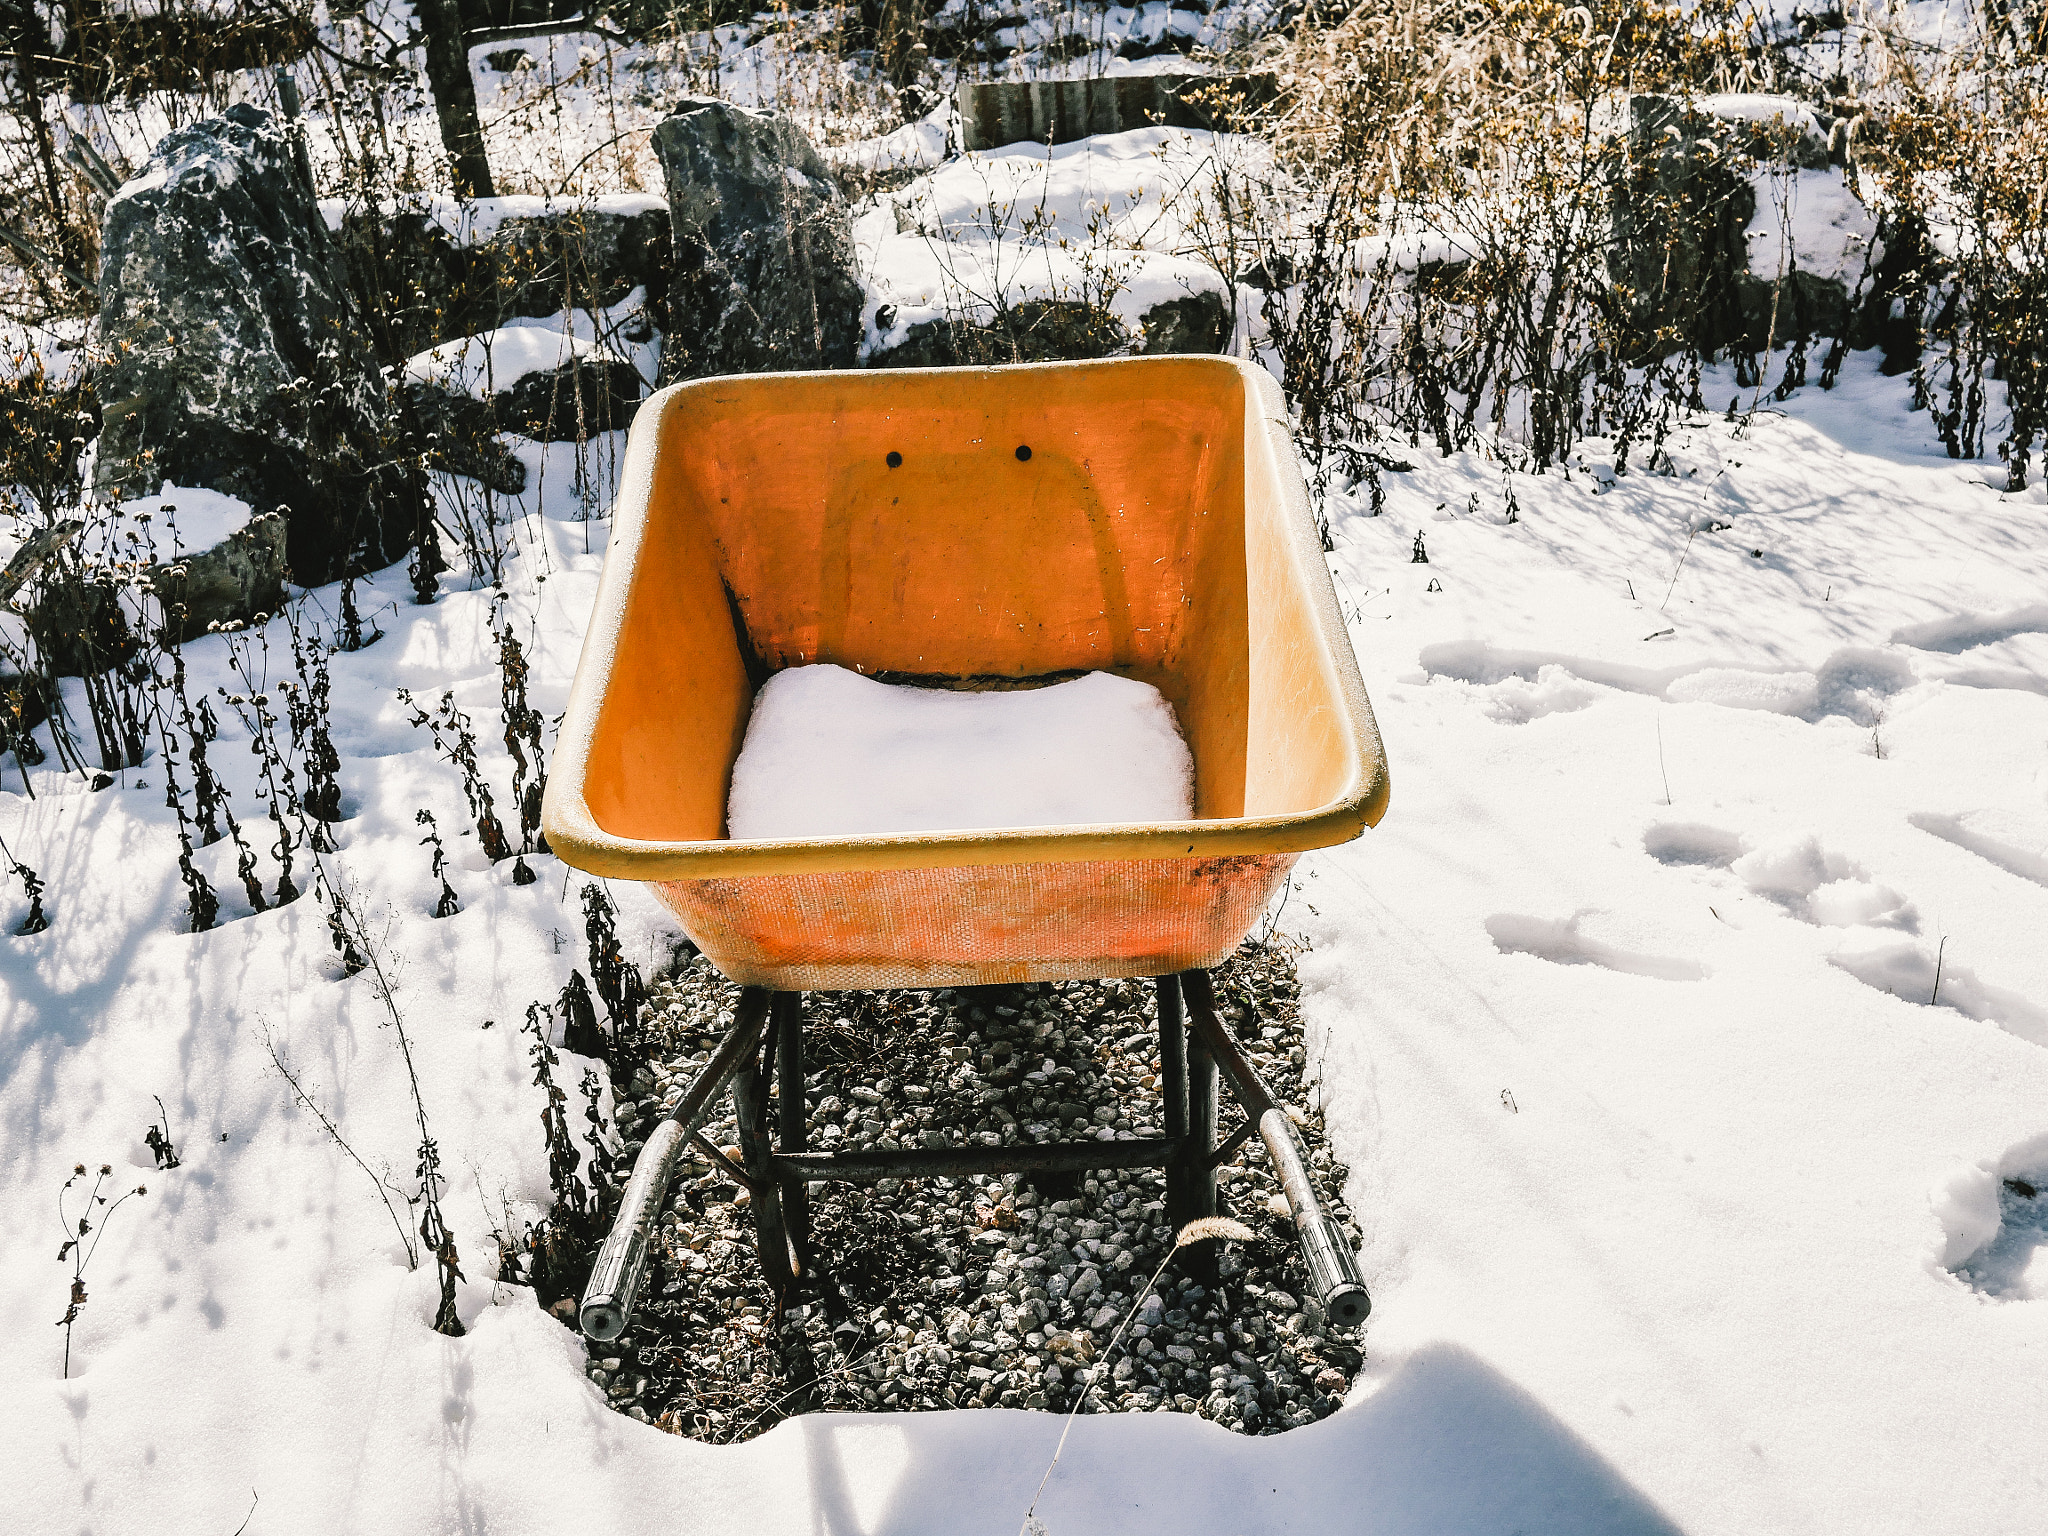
[726,664,1193,839]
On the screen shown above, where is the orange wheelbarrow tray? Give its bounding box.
[544,355,1388,1347]
[541,353,1390,993]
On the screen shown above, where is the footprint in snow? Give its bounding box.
[1829,942,2048,1047]
[1644,824,1918,929]
[1485,913,1705,981]
[1890,603,2048,655]
[1643,824,2044,1040]
[1475,666,1602,725]
[1731,835,1919,929]
[1931,1133,2048,1300]
[1909,810,2048,890]
[1420,641,1915,726]
[1642,822,1745,868]
[1891,605,2048,697]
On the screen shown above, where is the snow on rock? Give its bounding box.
[1598,91,1834,168]
[90,483,287,647]
[404,328,627,402]
[726,665,1193,839]
[103,482,254,555]
[402,327,644,451]
[26,487,285,668]
[1696,92,1828,142]
[1743,167,1883,284]
[858,127,1235,362]
[924,0,1284,65]
[823,112,952,175]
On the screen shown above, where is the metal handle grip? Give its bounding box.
[1178,970,1371,1328]
[578,1119,685,1342]
[578,988,772,1342]
[1259,1107,1371,1327]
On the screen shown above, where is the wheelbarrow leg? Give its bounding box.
[580,986,774,1342]
[773,991,810,1259]
[1178,970,1371,1328]
[1160,974,1219,1236]
[1158,975,1189,1221]
[736,997,800,1294]
[1187,1032,1219,1214]
[1183,1012,1221,1282]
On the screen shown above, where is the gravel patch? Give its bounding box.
[587,939,1365,1443]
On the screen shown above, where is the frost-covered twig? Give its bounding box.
[262,1020,420,1268]
[400,689,512,863]
[55,1162,147,1378]
[319,874,467,1334]
[1020,1217,1257,1534]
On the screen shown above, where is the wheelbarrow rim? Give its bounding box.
[542,355,1389,883]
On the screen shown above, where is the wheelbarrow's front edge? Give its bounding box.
[542,356,1389,986]
[654,852,1302,989]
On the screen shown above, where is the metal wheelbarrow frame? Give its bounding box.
[542,355,1389,1344]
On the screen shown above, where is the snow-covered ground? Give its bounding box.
[1296,352,2048,1531]
[6,331,2045,1531]
[4,0,2041,1511]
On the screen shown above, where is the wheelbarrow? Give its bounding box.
[542,354,1390,1345]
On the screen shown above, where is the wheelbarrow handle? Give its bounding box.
[1178,971,1371,1328]
[579,987,774,1342]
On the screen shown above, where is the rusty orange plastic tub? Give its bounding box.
[542,355,1389,989]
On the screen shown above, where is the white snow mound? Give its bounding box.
[1744,167,1883,284]
[725,665,1194,840]
[107,483,254,555]
[1929,1160,2003,1269]
[402,328,624,400]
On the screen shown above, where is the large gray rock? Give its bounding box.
[398,386,528,496]
[1138,291,1230,355]
[652,99,864,380]
[95,104,417,585]
[491,353,643,440]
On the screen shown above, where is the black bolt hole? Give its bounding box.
[886,451,902,468]
[1015,444,1032,461]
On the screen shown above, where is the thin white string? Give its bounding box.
[1022,1217,1252,1533]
